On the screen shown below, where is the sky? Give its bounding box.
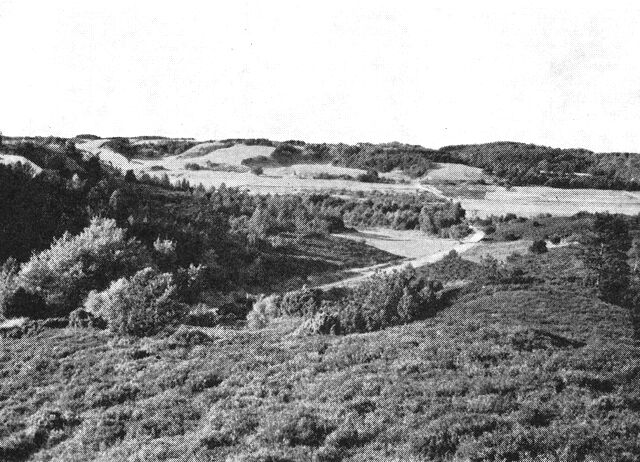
[1,0,639,152]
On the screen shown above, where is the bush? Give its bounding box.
[258,407,334,447]
[84,267,186,336]
[280,287,323,317]
[250,166,264,176]
[14,218,149,316]
[529,240,548,254]
[247,294,282,329]
[335,268,441,334]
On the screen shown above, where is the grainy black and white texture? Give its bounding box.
[1,2,640,461]
[0,137,639,461]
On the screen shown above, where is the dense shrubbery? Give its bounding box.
[332,268,442,334]
[1,218,149,318]
[334,143,439,177]
[438,141,640,190]
[84,267,186,336]
[0,163,88,262]
[529,239,548,254]
[478,213,594,242]
[248,269,444,335]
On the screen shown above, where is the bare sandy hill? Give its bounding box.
[76,139,132,169]
[0,154,43,175]
[424,163,491,182]
[176,143,275,164]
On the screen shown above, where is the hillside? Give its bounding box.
[438,141,640,190]
[1,248,639,461]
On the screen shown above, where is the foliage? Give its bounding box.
[583,213,632,305]
[0,163,88,262]
[2,257,638,461]
[103,138,137,160]
[439,141,640,190]
[84,267,186,336]
[529,239,548,254]
[11,218,149,316]
[333,268,442,334]
[247,294,283,328]
[280,286,323,317]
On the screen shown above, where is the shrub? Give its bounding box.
[247,294,282,328]
[84,267,186,336]
[14,218,149,316]
[250,166,264,176]
[258,407,334,447]
[335,268,441,334]
[280,287,323,317]
[184,162,203,171]
[529,240,548,254]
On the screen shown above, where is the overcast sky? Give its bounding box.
[1,0,639,151]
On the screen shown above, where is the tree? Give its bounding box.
[584,213,631,306]
[124,169,137,183]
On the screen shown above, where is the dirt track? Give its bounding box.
[318,227,485,290]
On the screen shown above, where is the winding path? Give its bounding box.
[318,227,485,290]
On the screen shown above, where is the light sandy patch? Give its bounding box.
[76,139,132,169]
[459,185,640,218]
[0,154,43,175]
[176,143,275,165]
[137,167,428,194]
[175,141,229,158]
[0,317,28,329]
[319,227,484,289]
[424,163,490,182]
[336,228,459,259]
[131,138,195,146]
[265,164,366,178]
